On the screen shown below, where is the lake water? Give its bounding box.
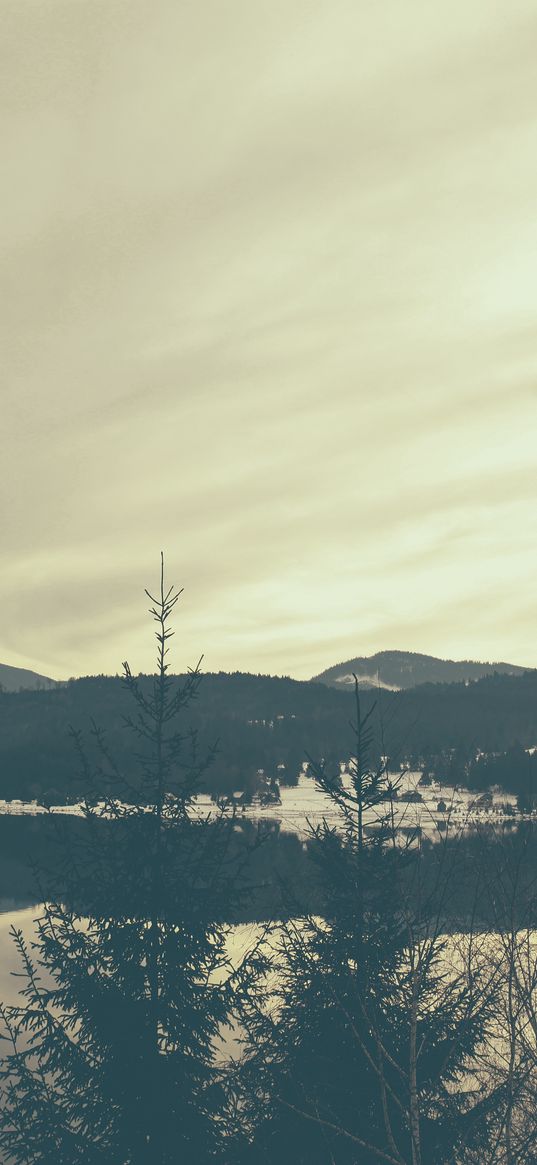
[0,774,529,1029]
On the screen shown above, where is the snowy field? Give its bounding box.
[232,771,520,839]
[0,771,520,841]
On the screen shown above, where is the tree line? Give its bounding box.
[1,562,537,1163]
[1,664,537,804]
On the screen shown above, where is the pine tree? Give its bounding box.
[240,678,500,1165]
[0,557,252,1165]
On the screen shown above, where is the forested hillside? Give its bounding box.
[0,662,57,692]
[314,649,531,689]
[0,669,537,802]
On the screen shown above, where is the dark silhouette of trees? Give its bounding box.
[2,569,537,1165]
[0,558,259,1165]
[239,680,501,1165]
[2,669,537,804]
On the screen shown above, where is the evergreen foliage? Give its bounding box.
[1,572,536,1165]
[240,680,500,1165]
[0,558,258,1165]
[1,669,537,803]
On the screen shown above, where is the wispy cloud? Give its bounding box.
[1,0,537,679]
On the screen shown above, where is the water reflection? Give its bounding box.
[0,908,38,1007]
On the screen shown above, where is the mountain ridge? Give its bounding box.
[0,662,58,692]
[312,649,533,691]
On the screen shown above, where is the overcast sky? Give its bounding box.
[2,1,537,681]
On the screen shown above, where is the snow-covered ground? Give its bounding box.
[232,771,520,840]
[0,771,520,841]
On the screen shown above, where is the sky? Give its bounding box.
[2,0,537,681]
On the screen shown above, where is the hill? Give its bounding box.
[1,669,537,802]
[313,650,532,691]
[0,662,58,692]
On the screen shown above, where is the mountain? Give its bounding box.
[0,662,57,692]
[312,650,532,691]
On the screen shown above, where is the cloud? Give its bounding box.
[1,0,537,679]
